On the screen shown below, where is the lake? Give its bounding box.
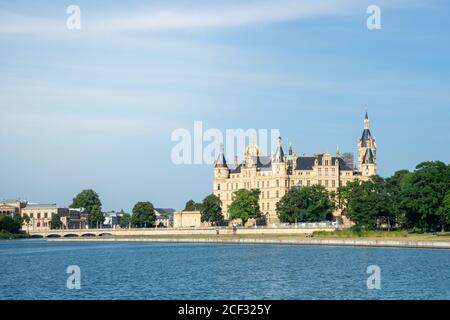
[1,239,449,299]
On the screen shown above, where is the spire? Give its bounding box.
[336,145,340,157]
[273,136,285,163]
[214,144,228,168]
[364,111,370,130]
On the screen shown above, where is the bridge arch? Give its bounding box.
[98,233,113,237]
[81,233,96,237]
[63,234,80,238]
[46,234,61,238]
[30,234,44,238]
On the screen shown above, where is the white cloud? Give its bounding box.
[0,0,363,35]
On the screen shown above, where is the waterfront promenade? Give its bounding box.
[48,236,450,249]
[28,224,335,238]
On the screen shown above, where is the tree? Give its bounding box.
[184,200,202,211]
[131,202,156,227]
[201,194,223,225]
[50,214,62,230]
[442,190,450,229]
[400,161,450,231]
[339,176,393,229]
[0,215,22,234]
[89,204,105,228]
[276,185,334,223]
[119,213,131,228]
[70,189,102,215]
[385,170,411,227]
[228,189,262,226]
[22,214,31,233]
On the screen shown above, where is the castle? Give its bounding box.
[213,112,377,224]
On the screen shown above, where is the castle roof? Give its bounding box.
[362,148,375,164]
[295,154,353,171]
[214,145,228,168]
[360,129,373,147]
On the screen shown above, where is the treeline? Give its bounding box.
[336,161,450,231]
[0,215,27,238]
[187,161,450,232]
[69,189,160,229]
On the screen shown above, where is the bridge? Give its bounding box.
[28,224,336,238]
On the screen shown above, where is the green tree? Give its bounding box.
[276,185,334,223]
[339,176,393,229]
[400,161,450,231]
[228,189,262,226]
[200,194,224,225]
[0,215,22,234]
[131,202,156,227]
[119,213,131,228]
[22,214,31,233]
[50,214,62,230]
[70,189,102,215]
[442,190,450,229]
[89,204,105,228]
[184,200,202,211]
[385,170,411,227]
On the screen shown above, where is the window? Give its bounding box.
[262,203,265,210]
[30,213,34,218]
[332,168,335,176]
[332,180,336,188]
[267,203,270,210]
[307,180,310,186]
[318,180,322,185]
[267,191,270,198]
[44,213,48,218]
[218,184,221,190]
[325,180,329,187]
[325,168,328,176]
[276,191,279,198]
[276,180,279,187]
[37,213,41,219]
[318,168,322,176]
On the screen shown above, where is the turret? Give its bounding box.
[357,111,377,176]
[214,144,229,179]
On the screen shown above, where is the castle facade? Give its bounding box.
[213,113,377,224]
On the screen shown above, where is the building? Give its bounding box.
[154,208,175,227]
[173,211,202,228]
[213,112,377,224]
[20,204,88,231]
[0,199,27,217]
[103,211,122,228]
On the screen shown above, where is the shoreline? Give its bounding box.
[47,237,450,249]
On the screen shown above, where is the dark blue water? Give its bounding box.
[1,239,449,299]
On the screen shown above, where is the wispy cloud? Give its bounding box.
[96,0,360,31]
[0,0,364,35]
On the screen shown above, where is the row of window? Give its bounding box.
[25,212,51,219]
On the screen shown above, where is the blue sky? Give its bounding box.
[0,0,449,212]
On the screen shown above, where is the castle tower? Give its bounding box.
[272,136,286,175]
[213,144,230,204]
[357,112,377,176]
[214,144,229,179]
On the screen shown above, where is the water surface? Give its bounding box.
[1,239,449,299]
